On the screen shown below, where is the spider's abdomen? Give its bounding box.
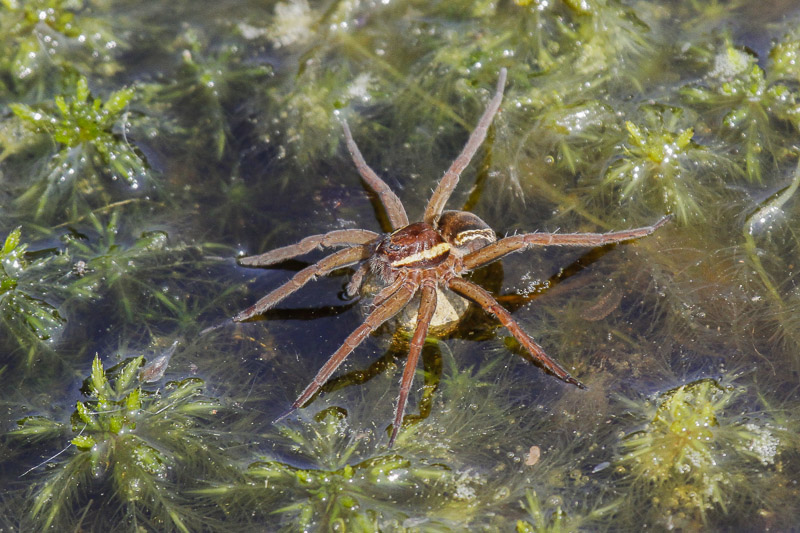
[377,222,450,269]
[436,211,496,254]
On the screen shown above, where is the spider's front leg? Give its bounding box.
[342,119,409,230]
[447,277,585,388]
[424,68,508,224]
[235,245,372,321]
[463,215,671,270]
[238,229,378,267]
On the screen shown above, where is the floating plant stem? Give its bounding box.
[338,33,472,130]
[743,158,800,305]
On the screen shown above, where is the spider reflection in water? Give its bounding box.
[235,68,670,446]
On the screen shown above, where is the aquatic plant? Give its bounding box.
[770,32,800,83]
[10,354,229,531]
[54,210,232,333]
[617,378,786,528]
[254,0,655,173]
[0,227,65,363]
[9,75,150,220]
[197,405,455,531]
[0,0,799,531]
[0,0,120,97]
[196,342,581,530]
[603,103,729,222]
[681,42,800,182]
[510,99,621,192]
[502,0,653,81]
[515,488,621,533]
[140,28,272,163]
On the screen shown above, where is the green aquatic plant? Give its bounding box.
[141,28,272,162]
[770,32,800,83]
[0,227,65,363]
[510,0,652,83]
[270,66,368,169]
[681,42,800,182]
[0,0,120,96]
[603,103,727,222]
[197,343,568,530]
[11,354,228,532]
[9,75,150,220]
[198,406,455,531]
[516,489,567,533]
[515,488,621,533]
[515,99,620,179]
[254,0,653,172]
[247,409,416,531]
[617,378,785,528]
[742,159,800,306]
[58,211,169,312]
[55,210,231,331]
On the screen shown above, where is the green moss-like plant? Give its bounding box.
[140,28,272,163]
[197,406,460,531]
[515,488,621,533]
[11,354,228,532]
[53,210,232,332]
[0,227,65,363]
[9,75,150,220]
[0,0,120,96]
[617,378,785,528]
[681,43,800,183]
[603,103,729,222]
[770,33,800,83]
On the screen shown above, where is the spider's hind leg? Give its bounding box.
[389,281,437,447]
[447,277,585,389]
[280,276,418,419]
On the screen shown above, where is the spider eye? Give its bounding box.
[387,243,401,252]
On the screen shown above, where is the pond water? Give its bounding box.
[2,0,800,531]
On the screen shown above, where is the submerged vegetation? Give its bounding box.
[2,0,800,531]
[0,227,65,362]
[8,75,151,220]
[616,378,789,528]
[10,353,235,532]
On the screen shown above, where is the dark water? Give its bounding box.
[2,0,800,531]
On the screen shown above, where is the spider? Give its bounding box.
[235,68,670,447]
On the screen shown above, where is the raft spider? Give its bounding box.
[235,68,670,446]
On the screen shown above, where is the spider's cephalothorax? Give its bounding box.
[234,68,671,447]
[375,222,450,270]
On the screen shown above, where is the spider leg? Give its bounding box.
[239,229,378,267]
[463,215,671,270]
[234,245,372,321]
[276,276,418,420]
[389,280,437,447]
[447,277,585,388]
[370,272,416,310]
[342,119,410,230]
[423,68,507,224]
[344,260,371,299]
